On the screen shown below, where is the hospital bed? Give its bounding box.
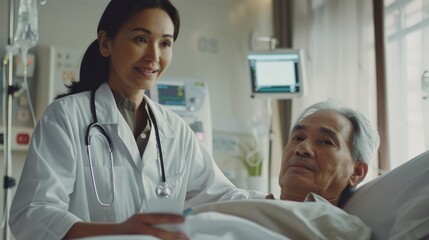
[187,148,428,240]
[81,151,429,240]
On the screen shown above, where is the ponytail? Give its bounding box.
[56,40,108,98]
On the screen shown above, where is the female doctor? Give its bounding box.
[9,0,265,239]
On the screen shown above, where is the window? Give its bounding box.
[384,0,429,169]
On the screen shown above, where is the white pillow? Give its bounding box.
[343,151,429,240]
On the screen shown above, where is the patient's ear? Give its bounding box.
[98,31,111,57]
[349,162,368,187]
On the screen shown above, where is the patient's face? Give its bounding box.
[279,110,356,205]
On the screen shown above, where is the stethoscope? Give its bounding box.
[85,88,173,207]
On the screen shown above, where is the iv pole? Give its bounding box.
[249,31,278,193]
[3,0,45,238]
[2,0,17,239]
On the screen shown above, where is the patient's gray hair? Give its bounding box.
[294,101,380,164]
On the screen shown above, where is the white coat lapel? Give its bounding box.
[144,95,175,139]
[94,83,141,169]
[141,95,175,168]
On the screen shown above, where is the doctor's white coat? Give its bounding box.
[9,83,264,240]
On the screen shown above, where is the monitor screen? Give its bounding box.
[157,83,186,108]
[248,49,306,99]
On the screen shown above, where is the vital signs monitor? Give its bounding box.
[248,49,306,99]
[148,79,213,154]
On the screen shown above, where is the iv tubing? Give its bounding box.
[21,50,37,127]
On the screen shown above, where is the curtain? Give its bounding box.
[290,0,379,180]
[372,0,389,172]
[270,0,293,194]
[272,0,293,146]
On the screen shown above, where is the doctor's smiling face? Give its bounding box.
[279,110,367,205]
[98,8,175,96]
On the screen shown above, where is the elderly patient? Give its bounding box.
[277,101,380,207]
[188,101,381,239]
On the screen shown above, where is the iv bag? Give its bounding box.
[14,0,39,53]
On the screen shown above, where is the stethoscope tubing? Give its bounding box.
[86,142,115,207]
[147,105,167,183]
[85,87,172,207]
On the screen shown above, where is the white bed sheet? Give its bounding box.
[81,196,370,240]
[78,212,288,240]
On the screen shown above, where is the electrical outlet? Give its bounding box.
[0,127,32,151]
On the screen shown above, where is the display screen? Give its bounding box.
[157,84,186,106]
[248,49,305,99]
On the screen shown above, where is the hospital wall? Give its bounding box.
[0,0,275,227]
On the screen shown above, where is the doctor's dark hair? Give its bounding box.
[59,0,180,97]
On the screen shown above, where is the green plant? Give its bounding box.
[235,135,263,176]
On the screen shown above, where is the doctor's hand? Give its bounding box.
[117,213,188,240]
[64,213,188,240]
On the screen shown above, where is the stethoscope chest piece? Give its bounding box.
[156,183,173,198]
